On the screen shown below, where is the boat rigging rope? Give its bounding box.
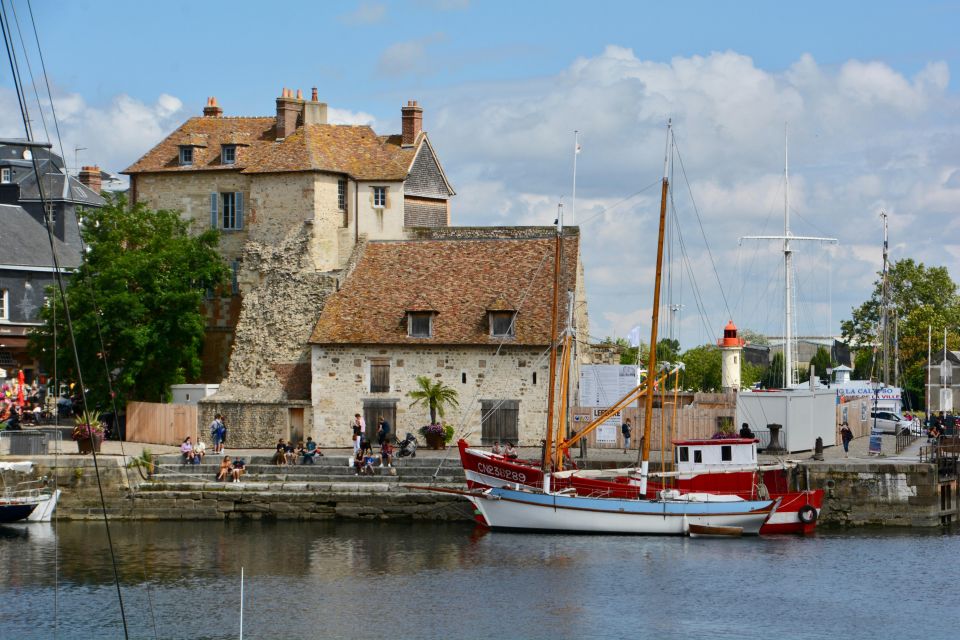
[0,3,130,637]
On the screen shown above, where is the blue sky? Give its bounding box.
[4,0,960,349]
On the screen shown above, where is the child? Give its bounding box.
[380,441,394,468]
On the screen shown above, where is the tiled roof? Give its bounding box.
[309,233,580,346]
[123,116,417,180]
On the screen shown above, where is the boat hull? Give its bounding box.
[0,503,38,524]
[468,487,774,536]
[458,440,823,534]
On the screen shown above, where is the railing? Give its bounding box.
[920,443,960,480]
[895,431,918,454]
[0,428,65,455]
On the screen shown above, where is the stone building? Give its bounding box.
[123,89,455,446]
[309,228,587,447]
[0,142,105,378]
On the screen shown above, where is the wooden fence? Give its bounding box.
[126,402,198,446]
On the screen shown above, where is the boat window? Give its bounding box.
[678,447,689,462]
[721,445,732,461]
[693,450,702,463]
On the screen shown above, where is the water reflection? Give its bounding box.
[1,521,958,640]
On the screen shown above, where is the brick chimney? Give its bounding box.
[203,96,223,117]
[276,87,303,140]
[401,100,423,147]
[78,166,102,194]
[302,86,328,126]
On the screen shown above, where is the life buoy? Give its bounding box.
[797,504,817,524]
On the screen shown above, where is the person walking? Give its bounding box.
[840,422,853,458]
[351,413,365,454]
[621,418,632,453]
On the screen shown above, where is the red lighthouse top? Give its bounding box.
[718,320,745,347]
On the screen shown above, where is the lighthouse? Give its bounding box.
[718,320,745,392]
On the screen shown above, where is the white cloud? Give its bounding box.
[338,2,387,25]
[426,47,959,347]
[327,108,376,126]
[376,33,446,77]
[0,87,185,180]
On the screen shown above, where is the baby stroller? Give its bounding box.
[395,432,418,458]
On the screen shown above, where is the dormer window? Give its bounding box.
[221,145,236,165]
[179,146,194,166]
[1,167,10,183]
[489,311,516,338]
[407,311,433,338]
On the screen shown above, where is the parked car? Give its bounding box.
[869,411,913,435]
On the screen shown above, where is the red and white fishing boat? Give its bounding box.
[458,437,823,534]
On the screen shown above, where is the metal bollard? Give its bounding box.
[813,436,824,461]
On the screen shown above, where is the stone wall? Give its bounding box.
[312,344,551,447]
[807,460,954,527]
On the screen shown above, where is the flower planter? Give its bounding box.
[425,433,446,450]
[76,436,103,454]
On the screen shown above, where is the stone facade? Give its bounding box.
[312,344,554,446]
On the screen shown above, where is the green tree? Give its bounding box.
[841,258,960,408]
[656,338,680,364]
[763,351,785,389]
[679,345,721,391]
[808,346,835,383]
[29,194,228,408]
[407,375,460,424]
[739,328,769,346]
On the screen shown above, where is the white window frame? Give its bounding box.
[221,145,236,165]
[0,168,10,184]
[0,289,8,321]
[373,186,387,209]
[338,178,347,211]
[489,311,516,338]
[179,146,194,166]
[407,312,432,338]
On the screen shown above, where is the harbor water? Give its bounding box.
[1,520,957,639]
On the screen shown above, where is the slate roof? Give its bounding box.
[0,204,82,269]
[309,232,580,346]
[16,162,105,206]
[123,117,418,181]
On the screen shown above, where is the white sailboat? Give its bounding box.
[456,122,779,536]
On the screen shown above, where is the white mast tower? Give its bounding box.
[741,125,838,387]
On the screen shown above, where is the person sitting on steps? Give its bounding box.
[504,441,518,460]
[217,456,232,481]
[739,422,756,439]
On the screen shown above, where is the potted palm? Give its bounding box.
[72,410,105,454]
[407,376,459,450]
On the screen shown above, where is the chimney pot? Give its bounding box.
[203,96,223,117]
[401,100,424,146]
[296,89,303,100]
[311,87,318,101]
[78,165,102,194]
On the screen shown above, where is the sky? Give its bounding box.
[2,0,959,351]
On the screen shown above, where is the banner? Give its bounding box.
[593,408,620,444]
[868,426,882,455]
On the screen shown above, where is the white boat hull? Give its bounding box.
[468,488,775,536]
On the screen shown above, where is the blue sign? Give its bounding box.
[868,427,883,455]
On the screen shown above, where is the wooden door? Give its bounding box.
[480,399,519,445]
[363,400,397,442]
[289,408,304,444]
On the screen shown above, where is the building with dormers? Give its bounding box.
[0,142,105,378]
[123,89,456,445]
[308,228,588,447]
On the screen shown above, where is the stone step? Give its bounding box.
[141,474,465,486]
[135,480,465,493]
[152,463,464,477]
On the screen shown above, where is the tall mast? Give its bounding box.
[894,313,899,389]
[880,211,889,385]
[639,120,671,496]
[927,324,932,414]
[542,203,563,472]
[571,130,580,226]
[740,127,837,387]
[784,124,794,388]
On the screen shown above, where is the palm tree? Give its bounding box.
[407,375,459,424]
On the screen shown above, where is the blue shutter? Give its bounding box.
[235,192,244,229]
[210,193,218,228]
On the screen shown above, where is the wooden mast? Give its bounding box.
[639,120,672,496]
[543,206,564,473]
